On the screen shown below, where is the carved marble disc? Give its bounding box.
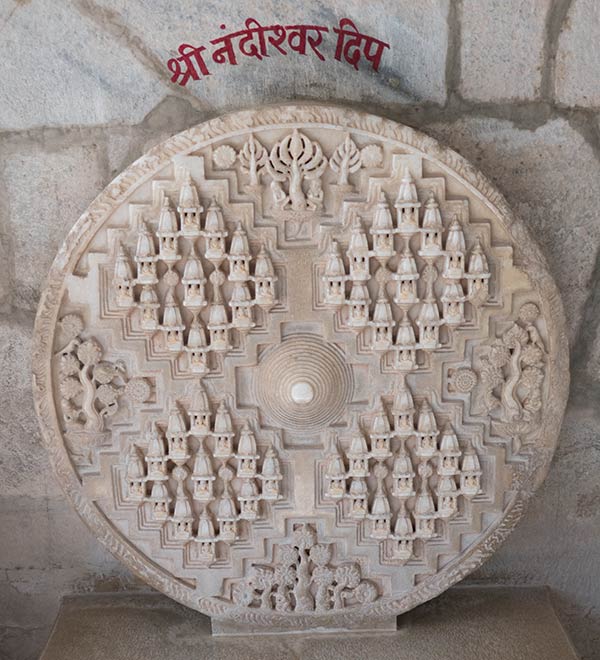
[33,105,569,629]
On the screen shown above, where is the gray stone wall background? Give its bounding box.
[0,1,598,658]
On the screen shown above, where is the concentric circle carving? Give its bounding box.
[254,334,353,432]
[32,104,569,630]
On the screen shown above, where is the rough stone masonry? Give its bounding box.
[0,1,599,659]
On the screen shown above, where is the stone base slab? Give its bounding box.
[40,586,578,660]
[211,614,398,636]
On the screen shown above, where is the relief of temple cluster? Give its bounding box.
[123,381,282,565]
[321,166,491,367]
[112,171,278,373]
[324,376,481,563]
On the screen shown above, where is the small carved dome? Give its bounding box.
[213,401,233,434]
[178,171,201,210]
[417,401,438,434]
[192,441,214,478]
[395,166,420,206]
[204,199,226,234]
[422,192,443,230]
[237,423,259,458]
[157,197,178,234]
[371,191,393,233]
[445,216,466,252]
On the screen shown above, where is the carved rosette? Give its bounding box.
[32,105,568,630]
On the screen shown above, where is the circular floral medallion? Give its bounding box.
[33,105,568,630]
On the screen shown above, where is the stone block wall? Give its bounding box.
[0,1,598,658]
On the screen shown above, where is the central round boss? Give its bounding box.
[253,334,354,433]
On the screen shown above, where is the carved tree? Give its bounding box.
[267,129,327,211]
[229,525,378,612]
[330,134,361,186]
[251,566,275,609]
[332,563,361,609]
[238,134,268,186]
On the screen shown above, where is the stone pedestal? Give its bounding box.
[40,587,578,660]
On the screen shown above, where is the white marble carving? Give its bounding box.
[33,105,568,632]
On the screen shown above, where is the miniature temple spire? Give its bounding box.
[156,196,180,264]
[188,380,211,435]
[182,245,207,310]
[419,192,443,257]
[443,216,466,279]
[370,190,395,260]
[259,444,282,500]
[325,435,347,499]
[346,281,370,329]
[369,463,391,539]
[323,240,347,306]
[441,280,466,326]
[212,400,235,459]
[392,443,415,499]
[235,421,259,478]
[148,480,171,521]
[216,464,238,542]
[370,285,394,352]
[391,500,415,562]
[438,423,461,476]
[414,461,436,539]
[228,223,252,282]
[145,422,168,481]
[436,474,459,519]
[466,238,491,304]
[238,477,260,521]
[161,289,185,352]
[166,399,189,463]
[203,198,228,262]
[346,415,370,478]
[253,243,277,308]
[395,166,421,235]
[178,170,203,237]
[195,506,217,564]
[207,268,230,352]
[460,439,482,498]
[415,400,439,459]
[125,444,145,501]
[347,477,369,519]
[370,399,392,459]
[416,276,442,351]
[139,284,160,331]
[394,311,417,372]
[191,438,216,502]
[392,374,415,435]
[347,217,370,281]
[229,282,255,330]
[113,243,135,308]
[393,243,420,306]
[170,465,194,539]
[185,316,209,374]
[134,219,158,285]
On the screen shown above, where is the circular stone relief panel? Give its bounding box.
[33,104,569,629]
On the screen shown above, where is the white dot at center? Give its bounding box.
[290,381,315,404]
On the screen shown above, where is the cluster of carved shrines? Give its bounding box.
[324,375,481,563]
[112,172,278,374]
[322,165,491,367]
[124,380,282,566]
